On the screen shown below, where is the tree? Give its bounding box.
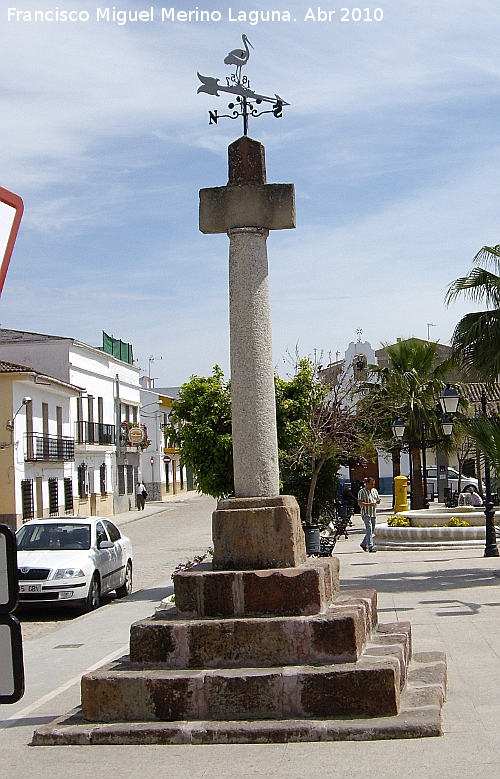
[446,244,500,382]
[358,339,449,509]
[168,358,364,519]
[356,369,405,486]
[167,366,234,498]
[279,358,365,524]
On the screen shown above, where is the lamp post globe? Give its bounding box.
[440,384,459,415]
[392,418,406,440]
[440,416,454,437]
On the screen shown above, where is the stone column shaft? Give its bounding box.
[228,226,279,497]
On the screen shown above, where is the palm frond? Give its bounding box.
[445,267,500,308]
[451,309,500,381]
[462,416,500,476]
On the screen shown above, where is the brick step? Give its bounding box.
[130,591,380,668]
[36,653,446,745]
[81,626,411,723]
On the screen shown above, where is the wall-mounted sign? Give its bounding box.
[0,187,24,297]
[128,426,145,444]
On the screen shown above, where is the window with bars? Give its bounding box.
[100,462,106,496]
[64,477,74,513]
[78,463,88,499]
[21,479,34,521]
[118,464,125,495]
[48,478,59,516]
[126,465,134,494]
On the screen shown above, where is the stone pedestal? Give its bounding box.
[212,495,306,570]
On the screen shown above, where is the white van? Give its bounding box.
[426,467,482,495]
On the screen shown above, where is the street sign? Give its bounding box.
[0,524,19,613]
[163,455,171,464]
[0,615,24,704]
[150,456,154,466]
[0,187,24,297]
[0,524,25,704]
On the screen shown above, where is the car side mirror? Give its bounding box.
[98,540,114,549]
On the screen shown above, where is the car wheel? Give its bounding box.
[116,561,132,598]
[82,574,101,613]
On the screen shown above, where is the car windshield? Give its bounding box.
[16,523,91,551]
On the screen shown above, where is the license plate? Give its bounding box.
[19,583,42,594]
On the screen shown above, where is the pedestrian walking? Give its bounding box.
[357,476,380,552]
[136,480,147,510]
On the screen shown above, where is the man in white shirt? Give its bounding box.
[136,481,147,510]
[357,476,380,552]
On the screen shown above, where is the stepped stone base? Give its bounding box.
[31,550,447,746]
[81,615,411,724]
[32,653,447,745]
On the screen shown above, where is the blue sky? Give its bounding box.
[0,1,498,385]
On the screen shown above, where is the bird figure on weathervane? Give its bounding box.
[224,34,253,81]
[197,35,289,136]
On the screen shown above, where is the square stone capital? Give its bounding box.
[199,183,296,234]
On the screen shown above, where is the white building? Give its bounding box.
[0,329,142,516]
[0,359,81,529]
[139,378,191,500]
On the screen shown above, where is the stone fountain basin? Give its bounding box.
[375,506,499,549]
[397,506,492,527]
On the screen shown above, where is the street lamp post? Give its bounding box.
[392,384,460,511]
[421,422,429,510]
[481,390,499,558]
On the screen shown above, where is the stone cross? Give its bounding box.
[199,136,295,499]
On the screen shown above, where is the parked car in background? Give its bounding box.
[16,517,133,612]
[426,467,483,496]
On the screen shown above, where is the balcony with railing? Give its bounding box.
[25,434,75,462]
[75,421,116,446]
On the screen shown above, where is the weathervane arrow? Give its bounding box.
[197,73,290,107]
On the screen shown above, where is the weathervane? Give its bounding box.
[197,35,289,135]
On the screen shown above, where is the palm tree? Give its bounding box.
[359,339,449,509]
[446,245,500,382]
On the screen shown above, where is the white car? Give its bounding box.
[16,517,133,612]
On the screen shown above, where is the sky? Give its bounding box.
[0,1,498,386]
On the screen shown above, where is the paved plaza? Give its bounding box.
[1,493,500,777]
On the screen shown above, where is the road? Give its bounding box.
[17,493,215,641]
[0,494,214,735]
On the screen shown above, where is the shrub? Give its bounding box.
[387,515,410,527]
[446,517,469,527]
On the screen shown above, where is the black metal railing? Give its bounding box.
[25,434,75,462]
[75,421,115,445]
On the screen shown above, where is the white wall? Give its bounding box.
[12,375,78,518]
